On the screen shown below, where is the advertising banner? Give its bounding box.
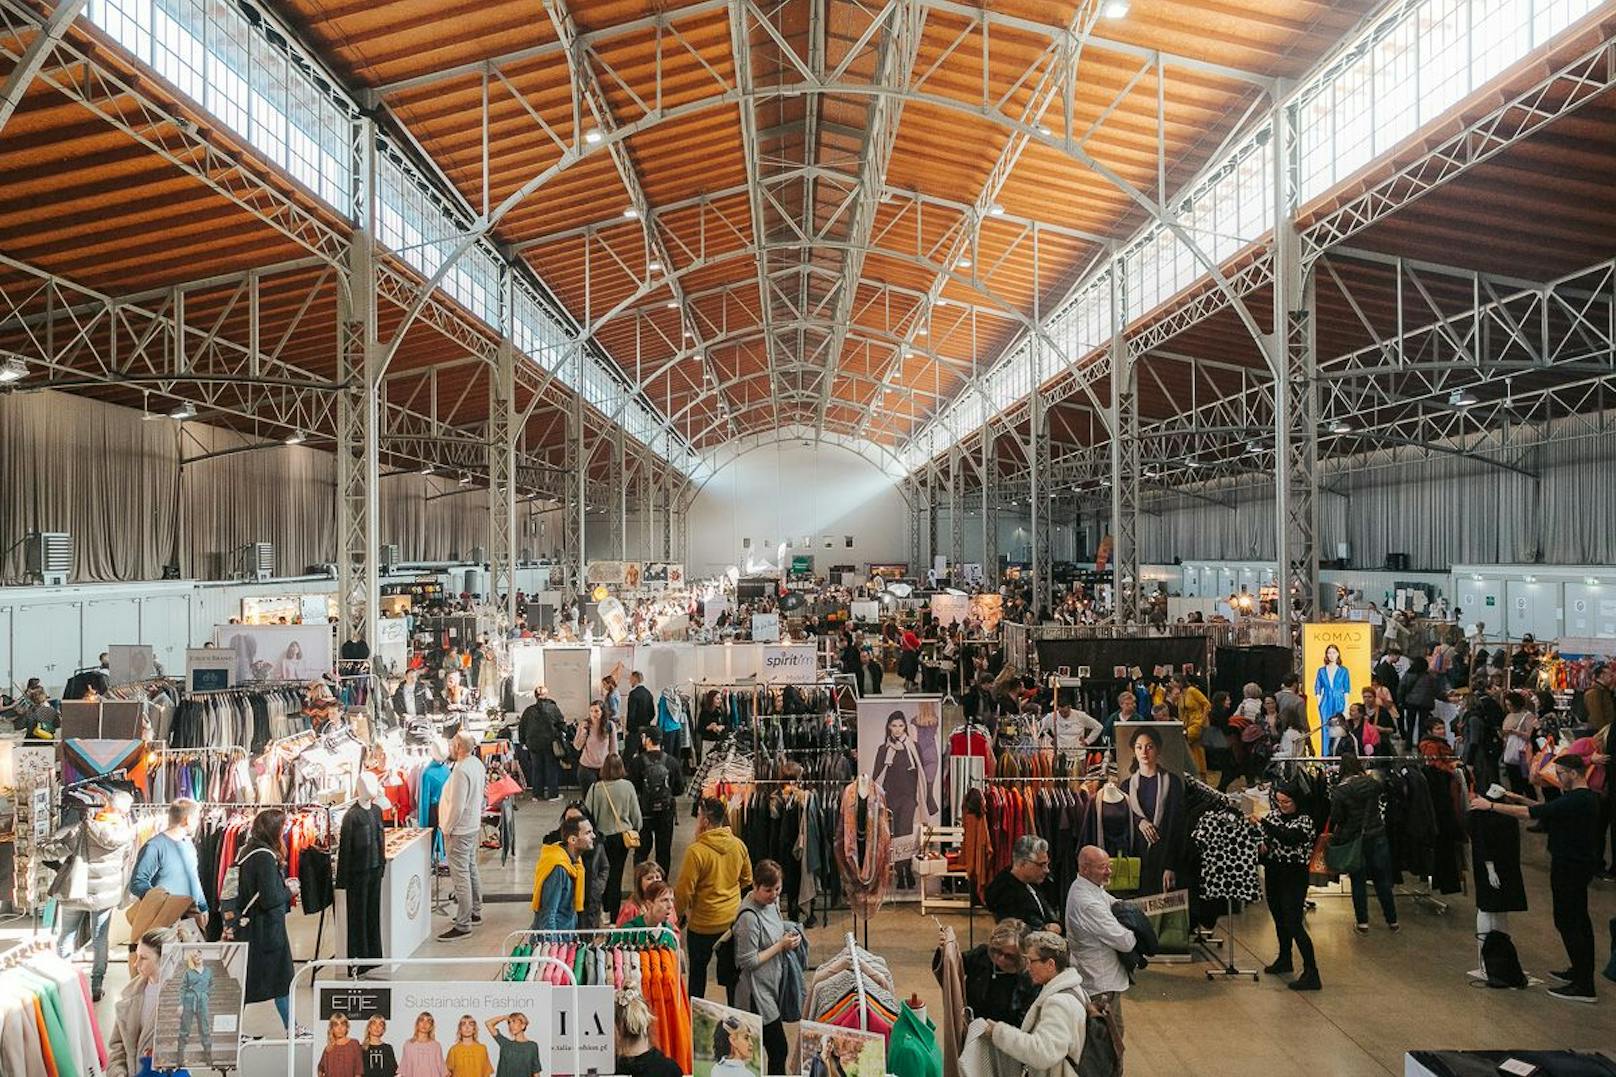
[1302,621,1374,753]
[107,644,158,685]
[313,980,615,1077]
[586,561,625,585]
[856,697,944,895]
[541,647,593,724]
[186,648,236,691]
[153,943,249,1071]
[797,1022,885,1077]
[211,623,334,682]
[750,612,781,642]
[928,593,968,626]
[691,998,762,1077]
[761,644,818,683]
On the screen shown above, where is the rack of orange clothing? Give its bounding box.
[500,927,692,1073]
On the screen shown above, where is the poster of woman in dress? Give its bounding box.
[856,698,942,891]
[1302,623,1373,754]
[1114,723,1189,896]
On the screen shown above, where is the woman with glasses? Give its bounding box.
[979,931,1089,1077]
[944,918,1035,1025]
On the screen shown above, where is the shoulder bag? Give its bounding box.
[604,786,640,849]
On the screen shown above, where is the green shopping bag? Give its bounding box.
[1106,855,1141,892]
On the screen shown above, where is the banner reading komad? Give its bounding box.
[313,980,614,1076]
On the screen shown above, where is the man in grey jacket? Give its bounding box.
[438,732,487,940]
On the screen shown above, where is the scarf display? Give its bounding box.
[835,780,892,918]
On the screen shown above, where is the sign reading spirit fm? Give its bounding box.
[315,980,614,1073]
[761,644,818,684]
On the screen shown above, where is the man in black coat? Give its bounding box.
[983,835,1062,933]
[392,668,430,719]
[624,671,656,760]
[519,686,564,800]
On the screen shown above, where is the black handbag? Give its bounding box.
[1480,930,1527,989]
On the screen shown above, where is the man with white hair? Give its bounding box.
[438,731,487,940]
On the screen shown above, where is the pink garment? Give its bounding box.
[613,948,624,988]
[826,1007,894,1036]
[77,969,107,1068]
[1567,737,1607,793]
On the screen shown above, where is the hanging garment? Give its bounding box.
[1468,808,1527,913]
[1189,808,1261,903]
[835,781,893,918]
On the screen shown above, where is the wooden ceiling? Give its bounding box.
[290,0,1375,449]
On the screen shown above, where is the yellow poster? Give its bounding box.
[1301,621,1374,753]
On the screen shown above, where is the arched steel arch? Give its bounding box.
[578,236,1118,432]
[682,425,913,505]
[379,77,1273,418]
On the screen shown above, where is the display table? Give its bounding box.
[1406,1051,1616,1077]
[335,827,433,961]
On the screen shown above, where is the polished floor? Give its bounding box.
[80,779,1616,1076]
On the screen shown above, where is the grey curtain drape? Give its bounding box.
[1136,417,1616,571]
[1,391,495,582]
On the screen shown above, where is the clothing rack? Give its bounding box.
[1274,755,1459,914]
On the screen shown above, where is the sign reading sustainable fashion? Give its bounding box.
[761,645,817,683]
[1301,621,1374,754]
[313,980,614,1076]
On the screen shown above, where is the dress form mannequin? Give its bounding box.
[338,772,388,973]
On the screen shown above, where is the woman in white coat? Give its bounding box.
[981,931,1088,1077]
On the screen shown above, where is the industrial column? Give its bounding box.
[1030,334,1051,614]
[981,426,999,586]
[926,460,940,574]
[1273,102,1319,646]
[488,334,517,623]
[948,445,964,574]
[1108,263,1140,623]
[560,346,585,600]
[611,424,627,559]
[336,123,380,649]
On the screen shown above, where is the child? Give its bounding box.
[319,1014,364,1077]
[446,1014,493,1077]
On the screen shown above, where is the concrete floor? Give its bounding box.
[82,778,1616,1075]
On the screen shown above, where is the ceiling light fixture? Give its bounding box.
[665,300,678,309]
[284,429,307,445]
[1329,420,1353,434]
[419,464,435,476]
[169,402,196,420]
[1102,0,1130,17]
[622,207,639,219]
[0,356,25,383]
[1038,125,1053,136]
[988,202,1006,217]
[584,127,603,144]
[458,473,472,487]
[957,257,972,269]
[1450,389,1478,407]
[1245,441,1263,455]
[648,260,662,273]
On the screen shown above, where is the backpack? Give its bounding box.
[219,846,274,922]
[642,754,674,814]
[1479,930,1527,989]
[714,907,759,989]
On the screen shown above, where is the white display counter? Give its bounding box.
[335,827,433,960]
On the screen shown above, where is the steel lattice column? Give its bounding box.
[1033,407,1052,614]
[907,475,923,574]
[489,338,517,621]
[336,229,380,646]
[981,427,999,585]
[1108,267,1140,623]
[561,366,584,599]
[1274,103,1317,649]
[948,446,963,572]
[926,462,940,573]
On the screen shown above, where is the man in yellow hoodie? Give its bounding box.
[531,815,594,930]
[675,796,753,1001]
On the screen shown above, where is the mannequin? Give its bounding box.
[337,772,388,973]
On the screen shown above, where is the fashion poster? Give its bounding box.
[211,623,335,682]
[856,697,943,888]
[691,998,764,1077]
[1301,621,1373,752]
[152,942,248,1073]
[313,980,615,1076]
[1113,722,1192,896]
[797,1021,885,1077]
